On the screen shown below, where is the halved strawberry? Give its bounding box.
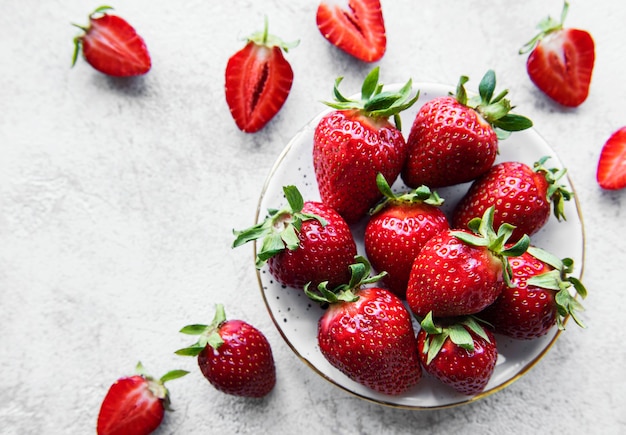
[72,6,151,77]
[225,17,298,133]
[316,0,386,62]
[520,1,595,107]
[97,362,188,435]
[597,127,626,190]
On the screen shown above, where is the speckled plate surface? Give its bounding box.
[254,83,585,409]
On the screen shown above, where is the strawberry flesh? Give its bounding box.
[597,126,626,190]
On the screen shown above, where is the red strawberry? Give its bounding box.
[225,17,298,133]
[406,206,530,318]
[176,304,276,398]
[306,256,422,395]
[72,6,151,77]
[453,157,573,242]
[478,246,587,340]
[402,70,533,188]
[364,173,449,298]
[233,185,357,290]
[597,127,626,190]
[313,67,418,223]
[418,313,497,396]
[97,362,188,435]
[520,1,595,107]
[316,0,386,62]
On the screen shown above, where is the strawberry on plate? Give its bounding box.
[365,173,449,298]
[402,70,533,188]
[233,185,357,290]
[176,304,276,398]
[306,256,422,395]
[313,67,418,223]
[406,206,530,318]
[418,313,497,396]
[225,17,298,133]
[520,1,595,107]
[478,246,587,340]
[452,157,573,243]
[597,127,626,190]
[72,6,151,77]
[316,0,386,62]
[97,362,188,435]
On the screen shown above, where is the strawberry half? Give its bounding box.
[520,1,595,107]
[418,313,497,396]
[313,67,418,223]
[478,246,587,340]
[316,0,386,62]
[72,6,151,77]
[225,17,298,133]
[597,127,626,190]
[97,362,188,435]
[176,304,276,398]
[233,185,357,290]
[306,256,422,395]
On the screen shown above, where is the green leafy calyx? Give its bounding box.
[451,206,530,287]
[420,313,491,365]
[369,173,444,215]
[322,67,419,130]
[533,156,572,221]
[232,185,327,269]
[519,1,570,54]
[247,15,299,52]
[174,304,229,357]
[304,256,386,305]
[454,70,533,139]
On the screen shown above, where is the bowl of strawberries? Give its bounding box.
[236,69,586,409]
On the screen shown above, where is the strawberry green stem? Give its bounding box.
[175,304,229,356]
[519,1,570,54]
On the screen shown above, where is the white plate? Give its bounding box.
[253,82,585,409]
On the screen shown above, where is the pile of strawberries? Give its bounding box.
[76,1,609,434]
[235,66,588,398]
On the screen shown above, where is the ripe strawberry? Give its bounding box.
[520,1,595,107]
[418,313,497,396]
[97,362,188,435]
[478,246,587,340]
[72,6,151,77]
[364,173,449,298]
[402,70,533,188]
[306,256,422,395]
[313,67,418,223]
[176,304,276,398]
[316,0,386,62]
[225,17,298,133]
[452,157,573,243]
[406,206,530,318]
[233,185,357,290]
[597,126,626,190]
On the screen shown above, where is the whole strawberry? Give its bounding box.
[402,70,532,188]
[313,67,418,223]
[176,304,276,398]
[72,6,151,77]
[478,246,586,340]
[520,1,595,107]
[364,173,449,298]
[306,256,422,395]
[225,17,298,133]
[406,207,530,318]
[316,0,386,62]
[97,362,188,435]
[233,185,356,290]
[418,313,497,396]
[453,157,572,242]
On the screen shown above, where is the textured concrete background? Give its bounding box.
[1,0,625,434]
